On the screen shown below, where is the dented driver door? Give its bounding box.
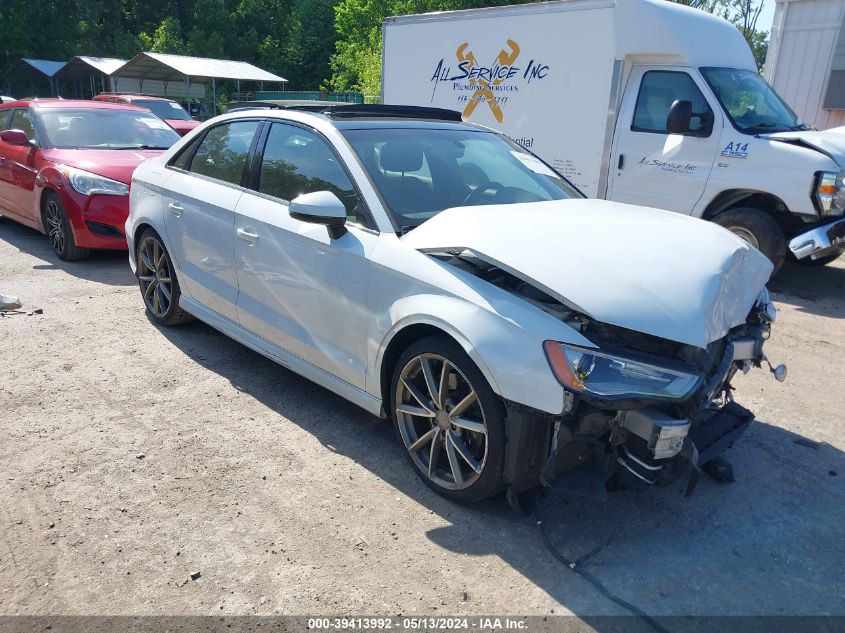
[608,66,722,214]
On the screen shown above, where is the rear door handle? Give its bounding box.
[236,227,260,245]
[168,201,184,217]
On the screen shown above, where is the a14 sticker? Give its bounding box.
[721,141,749,159]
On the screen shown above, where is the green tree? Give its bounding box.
[139,16,187,54]
[188,0,230,58]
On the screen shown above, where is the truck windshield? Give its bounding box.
[701,67,808,134]
[341,127,581,232]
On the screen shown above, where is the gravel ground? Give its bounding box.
[1,216,844,624]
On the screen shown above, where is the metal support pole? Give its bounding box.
[212,78,216,115]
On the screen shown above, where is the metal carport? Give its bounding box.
[3,59,66,97]
[112,52,287,114]
[55,56,126,98]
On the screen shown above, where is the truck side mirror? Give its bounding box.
[666,100,713,138]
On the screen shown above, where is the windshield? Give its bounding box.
[39,108,181,149]
[341,127,580,231]
[701,67,807,134]
[134,99,192,122]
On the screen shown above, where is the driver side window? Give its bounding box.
[632,71,712,135]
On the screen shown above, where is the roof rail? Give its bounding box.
[319,104,462,121]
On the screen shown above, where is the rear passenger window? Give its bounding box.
[10,109,36,141]
[188,121,259,185]
[257,123,368,226]
[632,71,712,135]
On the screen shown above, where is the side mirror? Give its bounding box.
[666,100,713,138]
[289,191,348,239]
[0,129,32,146]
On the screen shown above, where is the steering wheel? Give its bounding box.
[462,182,503,206]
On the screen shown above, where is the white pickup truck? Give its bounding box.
[382,0,845,272]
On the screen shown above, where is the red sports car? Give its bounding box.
[0,99,180,260]
[93,94,201,136]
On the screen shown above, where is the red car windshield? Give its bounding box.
[132,99,192,122]
[39,108,181,150]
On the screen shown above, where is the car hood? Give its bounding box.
[41,148,163,184]
[401,199,773,348]
[764,130,845,166]
[166,119,201,135]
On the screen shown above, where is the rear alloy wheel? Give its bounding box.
[43,193,89,261]
[392,337,505,503]
[136,229,193,326]
[712,207,786,276]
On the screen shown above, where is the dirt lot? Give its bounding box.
[1,216,844,624]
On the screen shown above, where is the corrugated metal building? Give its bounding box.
[765,0,845,130]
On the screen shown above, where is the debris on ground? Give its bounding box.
[0,295,21,311]
[189,571,201,580]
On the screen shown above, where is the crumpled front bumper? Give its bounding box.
[535,400,755,500]
[789,217,845,260]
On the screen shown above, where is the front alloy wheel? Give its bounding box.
[392,337,505,503]
[43,192,89,261]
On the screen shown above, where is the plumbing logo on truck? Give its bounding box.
[429,39,550,122]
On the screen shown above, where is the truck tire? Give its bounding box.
[712,207,786,276]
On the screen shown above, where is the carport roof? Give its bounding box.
[113,52,287,83]
[58,56,127,79]
[17,59,67,78]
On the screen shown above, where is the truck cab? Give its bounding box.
[607,63,844,271]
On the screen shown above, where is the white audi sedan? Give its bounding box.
[127,105,781,505]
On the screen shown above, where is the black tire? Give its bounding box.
[390,335,506,504]
[795,250,843,267]
[136,228,194,326]
[712,207,786,276]
[43,192,89,261]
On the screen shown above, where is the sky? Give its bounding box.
[759,0,776,32]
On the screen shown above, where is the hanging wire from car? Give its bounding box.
[533,498,671,633]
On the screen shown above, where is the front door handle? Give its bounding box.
[168,201,184,217]
[618,154,625,170]
[236,227,260,245]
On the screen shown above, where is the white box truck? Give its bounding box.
[382,0,845,271]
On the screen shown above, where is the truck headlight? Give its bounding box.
[59,165,129,196]
[543,341,702,402]
[814,171,845,215]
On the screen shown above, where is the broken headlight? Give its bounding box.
[543,341,702,402]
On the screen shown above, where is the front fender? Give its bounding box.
[371,293,571,416]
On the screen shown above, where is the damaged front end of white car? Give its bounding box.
[404,201,787,504]
[538,290,782,500]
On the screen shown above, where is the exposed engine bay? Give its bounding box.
[435,250,785,500]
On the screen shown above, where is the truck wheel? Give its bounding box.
[795,250,843,267]
[712,207,786,275]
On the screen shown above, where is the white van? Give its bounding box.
[382,0,845,271]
